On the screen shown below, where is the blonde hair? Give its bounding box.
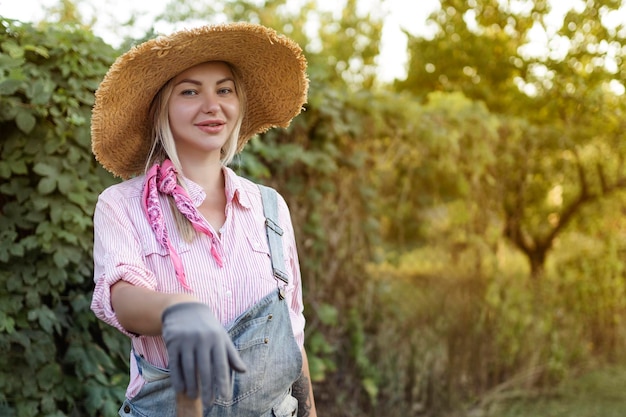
[145,61,247,241]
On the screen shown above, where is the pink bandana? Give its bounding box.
[141,159,224,290]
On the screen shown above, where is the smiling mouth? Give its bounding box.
[195,121,226,134]
[196,121,225,127]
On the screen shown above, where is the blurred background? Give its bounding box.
[1,0,626,416]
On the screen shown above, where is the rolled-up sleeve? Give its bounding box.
[90,187,158,337]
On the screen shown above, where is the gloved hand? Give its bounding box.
[161,302,247,409]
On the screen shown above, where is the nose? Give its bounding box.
[201,92,220,114]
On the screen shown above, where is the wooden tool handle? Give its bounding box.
[176,392,202,417]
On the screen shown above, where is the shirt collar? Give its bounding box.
[223,166,253,209]
[182,167,252,210]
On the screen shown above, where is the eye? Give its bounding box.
[218,87,235,95]
[181,89,198,96]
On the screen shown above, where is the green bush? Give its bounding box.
[0,19,127,416]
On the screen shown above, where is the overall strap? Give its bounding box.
[258,184,289,285]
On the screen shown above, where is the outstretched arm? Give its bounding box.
[292,348,317,417]
[110,280,196,335]
[110,281,246,410]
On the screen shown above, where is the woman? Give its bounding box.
[90,23,316,417]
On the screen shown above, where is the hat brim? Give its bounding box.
[91,23,308,178]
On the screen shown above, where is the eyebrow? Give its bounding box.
[174,77,235,86]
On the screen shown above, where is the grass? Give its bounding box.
[483,365,626,417]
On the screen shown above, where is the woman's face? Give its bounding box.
[167,61,240,163]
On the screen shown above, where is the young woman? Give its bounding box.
[90,23,316,417]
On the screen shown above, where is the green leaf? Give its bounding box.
[1,40,24,58]
[23,44,50,58]
[0,311,16,333]
[68,191,87,206]
[0,161,9,178]
[15,400,38,417]
[68,112,86,126]
[0,78,22,95]
[9,243,24,257]
[57,173,73,194]
[362,377,379,403]
[37,363,61,391]
[84,383,105,412]
[0,228,18,242]
[40,395,58,414]
[0,53,24,70]
[316,303,339,326]
[10,159,27,175]
[26,78,54,105]
[15,108,36,134]
[37,177,56,194]
[48,268,68,286]
[33,162,58,177]
[28,306,59,334]
[53,250,69,268]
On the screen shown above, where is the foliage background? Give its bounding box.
[1,0,626,416]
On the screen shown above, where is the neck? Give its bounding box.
[176,156,227,233]
[178,155,225,193]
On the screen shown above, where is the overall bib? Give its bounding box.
[119,185,303,417]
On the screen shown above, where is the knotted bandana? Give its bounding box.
[142,159,224,290]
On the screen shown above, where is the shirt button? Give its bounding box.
[225,290,232,298]
[123,405,131,413]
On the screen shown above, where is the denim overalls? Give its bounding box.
[119,185,303,417]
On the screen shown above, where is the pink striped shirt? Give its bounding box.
[90,167,305,399]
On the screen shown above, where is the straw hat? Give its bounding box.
[91,22,308,178]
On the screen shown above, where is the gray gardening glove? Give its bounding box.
[161,302,247,409]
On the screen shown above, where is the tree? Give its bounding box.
[398,0,626,277]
